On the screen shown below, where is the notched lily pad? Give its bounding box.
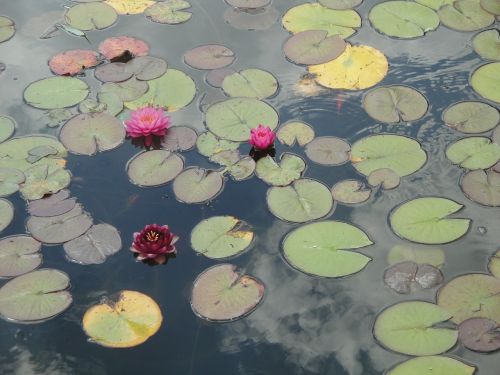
[101,78,149,102]
[368,168,401,190]
[196,132,240,157]
[443,101,499,134]
[205,68,236,88]
[0,167,24,197]
[470,62,500,104]
[49,50,99,76]
[28,190,77,217]
[184,44,235,70]
[446,136,500,170]
[283,30,346,65]
[24,77,89,110]
[438,0,494,32]
[458,318,500,352]
[161,126,197,152]
[144,0,192,24]
[222,69,278,100]
[127,150,184,187]
[0,235,42,278]
[126,56,168,81]
[473,29,500,61]
[65,2,118,31]
[384,261,443,294]
[173,167,223,204]
[331,180,371,204]
[0,16,15,43]
[305,136,350,166]
[461,169,500,207]
[20,164,71,200]
[255,153,305,186]
[99,36,149,61]
[276,121,314,147]
[95,63,134,83]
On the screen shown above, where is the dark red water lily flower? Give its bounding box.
[131,224,178,264]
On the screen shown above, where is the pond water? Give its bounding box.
[0,0,499,374]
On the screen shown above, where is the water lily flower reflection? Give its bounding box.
[124,106,171,147]
[131,224,178,264]
[249,124,276,150]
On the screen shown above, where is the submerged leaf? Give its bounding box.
[387,244,445,268]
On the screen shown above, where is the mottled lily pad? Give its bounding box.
[276,121,314,147]
[0,236,42,278]
[49,50,99,76]
[0,115,15,143]
[283,30,346,65]
[443,101,499,133]
[267,179,333,223]
[255,153,305,186]
[461,169,500,206]
[438,0,494,32]
[184,45,235,70]
[331,180,371,204]
[384,261,443,294]
[161,126,197,152]
[458,318,500,352]
[144,0,192,24]
[387,356,476,375]
[173,167,223,204]
[0,269,72,322]
[20,164,71,200]
[191,216,253,259]
[127,150,184,187]
[28,190,77,217]
[24,77,89,110]
[473,29,500,61]
[95,63,133,83]
[368,168,401,190]
[471,62,500,104]
[65,2,118,31]
[0,16,15,43]
[305,136,350,166]
[196,132,240,157]
[446,136,500,170]
[99,36,149,60]
[283,220,372,278]
[388,244,445,268]
[390,197,471,244]
[374,301,457,356]
[0,168,24,197]
[126,56,168,81]
[101,78,149,102]
[83,290,162,348]
[43,109,74,128]
[191,264,264,322]
[222,69,278,99]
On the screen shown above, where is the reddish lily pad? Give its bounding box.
[28,190,77,217]
[99,36,149,61]
[161,126,197,152]
[173,167,223,204]
[0,235,42,278]
[305,136,350,166]
[331,180,371,204]
[49,50,99,76]
[384,261,443,294]
[461,169,500,207]
[184,45,235,70]
[368,168,401,190]
[0,167,24,197]
[283,30,346,65]
[458,318,500,352]
[127,150,184,187]
[95,63,134,83]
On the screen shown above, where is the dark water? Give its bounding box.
[0,0,499,374]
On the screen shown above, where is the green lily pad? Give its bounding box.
[184,44,235,70]
[0,16,15,43]
[488,249,500,278]
[443,101,499,133]
[387,244,445,268]
[282,3,361,38]
[446,136,500,170]
[369,1,440,39]
[282,220,373,278]
[127,150,184,187]
[283,30,346,65]
[0,269,72,322]
[79,99,108,114]
[26,145,59,164]
[255,153,305,186]
[0,198,13,233]
[43,109,74,128]
[481,0,500,15]
[415,0,455,10]
[173,167,223,204]
[59,112,125,156]
[351,134,427,177]
[161,126,197,152]
[24,77,89,110]
[390,197,471,244]
[387,356,476,375]
[191,216,253,259]
[191,264,264,322]
[0,168,24,197]
[0,115,16,143]
[211,151,256,181]
[20,164,71,200]
[196,132,240,157]
[101,78,149,102]
[437,273,500,324]
[438,0,494,32]
[331,180,371,204]
[267,178,333,223]
[205,98,279,142]
[125,69,196,112]
[305,136,351,166]
[461,169,500,206]
[97,92,124,117]
[319,0,363,10]
[222,69,278,100]
[0,235,42,278]
[363,85,428,123]
[374,301,458,356]
[276,121,314,147]
[144,0,192,24]
[65,2,117,31]
[471,62,500,104]
[368,168,401,190]
[473,29,500,61]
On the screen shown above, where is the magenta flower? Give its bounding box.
[249,124,275,150]
[124,107,171,147]
[131,224,178,264]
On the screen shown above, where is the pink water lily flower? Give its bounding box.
[124,106,171,147]
[249,124,275,150]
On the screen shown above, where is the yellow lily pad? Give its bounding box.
[105,0,156,15]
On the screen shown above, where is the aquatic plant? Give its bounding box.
[131,224,178,264]
[124,106,171,147]
[249,124,276,150]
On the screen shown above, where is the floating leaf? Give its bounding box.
[438,0,494,32]
[206,68,237,88]
[95,62,134,83]
[127,150,183,187]
[471,62,500,104]
[173,167,223,204]
[225,156,255,181]
[144,0,192,24]
[27,204,93,244]
[0,199,13,233]
[387,356,476,375]
[196,132,239,157]
[489,249,500,278]
[0,168,24,197]
[443,101,499,133]
[446,136,500,170]
[222,69,278,99]
[255,153,305,186]
[0,235,42,278]
[125,69,196,112]
[305,136,350,166]
[461,169,500,206]
[458,318,500,352]
[0,16,15,43]
[267,178,333,223]
[319,0,363,9]
[99,36,149,60]
[384,261,443,294]
[28,190,76,217]
[283,30,346,65]
[283,220,372,278]
[209,150,240,167]
[105,0,156,14]
[65,2,118,31]
[224,6,279,31]
[26,145,59,164]
[374,301,457,356]
[49,50,99,76]
[368,168,401,190]
[98,91,124,116]
[282,3,361,38]
[0,115,15,143]
[83,290,162,348]
[0,269,71,322]
[184,44,235,70]
[351,134,427,177]
[64,224,122,265]
[437,273,500,324]
[308,44,388,90]
[415,0,455,10]
[473,29,500,61]
[225,0,270,8]
[481,0,500,15]
[191,216,253,259]
[24,77,89,110]
[205,98,279,142]
[363,85,428,123]
[276,121,314,147]
[101,78,149,102]
[331,180,370,204]
[161,126,197,152]
[387,244,445,268]
[20,164,71,200]
[126,56,168,81]
[191,264,264,322]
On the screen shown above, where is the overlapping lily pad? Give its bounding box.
[458,318,500,352]
[173,167,223,204]
[481,0,500,15]
[127,150,184,187]
[446,136,500,170]
[443,101,499,133]
[461,169,500,206]
[387,356,476,375]
[95,63,133,83]
[438,0,494,32]
[222,69,278,99]
[191,264,264,322]
[0,236,42,278]
[184,44,235,70]
[161,126,197,152]
[126,56,168,81]
[28,190,76,217]
[489,249,500,278]
[473,29,500,61]
[191,216,253,259]
[305,136,350,166]
[331,180,371,204]
[0,167,24,197]
[49,50,99,76]
[65,2,118,30]
[24,77,89,110]
[384,261,443,294]
[206,68,236,88]
[283,30,346,65]
[470,63,500,104]
[196,132,239,157]
[255,153,305,186]
[101,78,149,102]
[144,0,192,24]
[388,244,445,267]
[276,121,314,147]
[20,164,71,200]
[0,16,15,43]
[211,151,256,181]
[0,115,15,143]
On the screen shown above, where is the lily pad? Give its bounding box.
[101,78,149,102]
[49,50,99,76]
[126,56,168,81]
[374,301,458,356]
[461,169,500,206]
[0,168,24,197]
[83,290,162,348]
[387,244,445,268]
[191,216,253,259]
[368,168,401,190]
[390,197,471,244]
[267,178,333,223]
[222,69,278,100]
[0,115,15,143]
[225,0,270,8]
[173,167,223,204]
[191,264,264,322]
[59,112,125,156]
[24,77,89,110]
[98,91,124,116]
[481,0,500,15]
[308,44,388,90]
[473,29,500,61]
[255,153,305,186]
[0,269,72,322]
[305,136,350,166]
[458,318,500,352]
[28,190,77,217]
[446,136,500,170]
[282,3,361,38]
[384,261,443,294]
[276,121,314,147]
[206,68,237,88]
[105,0,156,14]
[161,126,197,152]
[331,180,371,204]
[283,30,346,65]
[99,36,149,60]
[0,16,15,43]
[184,44,235,70]
[282,220,373,278]
[471,62,500,104]
[443,101,499,133]
[20,164,71,200]
[415,0,455,10]
[127,150,184,187]
[319,0,363,9]
[0,235,42,278]
[205,98,279,142]
[211,151,256,181]
[196,132,240,157]
[65,2,118,31]
[27,204,93,244]
[387,356,476,375]
[438,0,494,32]
[26,145,59,164]
[488,249,500,278]
[95,63,134,83]
[224,6,279,31]
[144,0,192,24]
[363,85,428,123]
[64,224,122,265]
[437,273,500,324]
[125,69,196,112]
